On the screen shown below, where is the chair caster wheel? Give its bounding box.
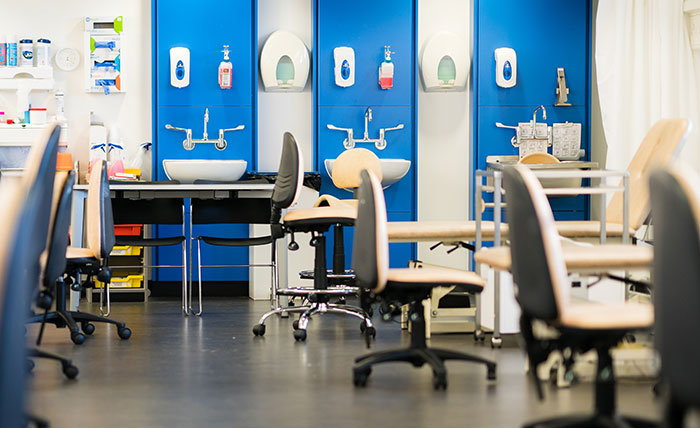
[487,365,497,380]
[252,324,266,336]
[433,373,448,390]
[63,364,79,380]
[25,359,35,373]
[474,329,485,342]
[81,322,95,335]
[491,337,502,348]
[353,368,371,387]
[117,327,132,340]
[292,320,300,330]
[293,329,307,342]
[71,332,86,345]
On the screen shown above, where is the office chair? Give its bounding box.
[190,197,277,316]
[503,165,655,428]
[650,167,700,427]
[110,196,187,314]
[253,142,380,341]
[28,170,79,379]
[1,123,60,427]
[351,170,496,389]
[31,160,131,344]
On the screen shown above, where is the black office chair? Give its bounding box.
[504,164,655,428]
[190,197,277,316]
[110,196,187,314]
[29,170,79,379]
[1,123,60,427]
[650,167,700,427]
[351,170,496,389]
[30,160,132,344]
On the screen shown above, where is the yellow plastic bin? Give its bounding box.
[110,246,143,256]
[95,274,144,289]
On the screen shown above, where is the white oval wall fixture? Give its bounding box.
[420,31,469,92]
[260,30,310,92]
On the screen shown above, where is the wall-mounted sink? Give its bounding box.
[163,160,247,183]
[324,158,410,189]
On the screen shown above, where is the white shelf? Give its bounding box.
[0,124,68,146]
[0,67,54,91]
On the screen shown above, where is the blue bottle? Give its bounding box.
[7,35,18,67]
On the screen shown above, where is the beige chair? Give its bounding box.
[350,170,496,389]
[39,160,132,345]
[504,164,654,428]
[387,118,691,244]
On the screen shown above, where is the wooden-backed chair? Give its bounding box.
[504,164,655,428]
[350,169,496,389]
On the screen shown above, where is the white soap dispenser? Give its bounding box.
[170,47,190,88]
[334,47,355,87]
[218,45,232,90]
[378,45,395,90]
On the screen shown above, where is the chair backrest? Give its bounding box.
[607,118,690,230]
[271,132,304,215]
[0,124,60,428]
[43,171,75,288]
[503,165,569,322]
[650,167,700,407]
[87,160,115,260]
[331,148,383,190]
[352,169,389,294]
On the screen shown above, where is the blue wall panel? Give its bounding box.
[474,0,592,219]
[153,0,256,282]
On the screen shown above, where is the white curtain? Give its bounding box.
[596,0,700,171]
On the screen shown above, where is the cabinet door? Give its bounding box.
[156,0,254,107]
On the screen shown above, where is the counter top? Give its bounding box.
[74,182,275,191]
[486,155,598,171]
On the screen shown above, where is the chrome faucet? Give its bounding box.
[203,108,209,141]
[364,107,373,141]
[165,108,244,151]
[531,105,547,137]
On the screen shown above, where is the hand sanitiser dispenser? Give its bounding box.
[334,47,355,87]
[170,47,190,88]
[494,47,516,88]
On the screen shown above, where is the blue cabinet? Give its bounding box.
[473,0,592,219]
[153,0,256,282]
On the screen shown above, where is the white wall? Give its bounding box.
[257,0,313,172]
[0,0,152,181]
[416,0,472,270]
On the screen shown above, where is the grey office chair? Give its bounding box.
[504,165,655,428]
[1,123,60,427]
[32,160,131,344]
[650,167,700,427]
[28,170,79,379]
[351,170,496,389]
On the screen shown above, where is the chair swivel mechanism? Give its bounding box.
[28,160,132,345]
[504,164,655,428]
[351,170,497,389]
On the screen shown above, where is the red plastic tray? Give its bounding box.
[115,224,142,236]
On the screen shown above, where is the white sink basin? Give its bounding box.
[163,160,247,183]
[324,158,411,189]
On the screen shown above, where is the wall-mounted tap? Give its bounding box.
[531,105,547,138]
[165,108,245,151]
[327,107,404,150]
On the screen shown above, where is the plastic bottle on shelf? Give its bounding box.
[36,39,50,68]
[7,35,18,67]
[0,35,7,67]
[19,39,33,67]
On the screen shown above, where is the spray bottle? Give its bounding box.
[218,45,232,89]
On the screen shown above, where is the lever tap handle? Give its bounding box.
[219,125,245,135]
[327,124,354,134]
[381,124,404,133]
[165,124,190,133]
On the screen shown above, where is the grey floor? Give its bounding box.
[27,298,662,428]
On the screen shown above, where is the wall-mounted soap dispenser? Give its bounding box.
[170,47,190,88]
[333,46,355,87]
[420,32,469,92]
[260,30,310,92]
[378,45,395,90]
[494,47,516,88]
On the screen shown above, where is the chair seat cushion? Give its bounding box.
[314,194,358,209]
[387,220,506,243]
[283,205,357,227]
[386,266,484,293]
[555,221,635,238]
[197,235,273,247]
[116,236,185,247]
[559,302,653,331]
[65,247,98,264]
